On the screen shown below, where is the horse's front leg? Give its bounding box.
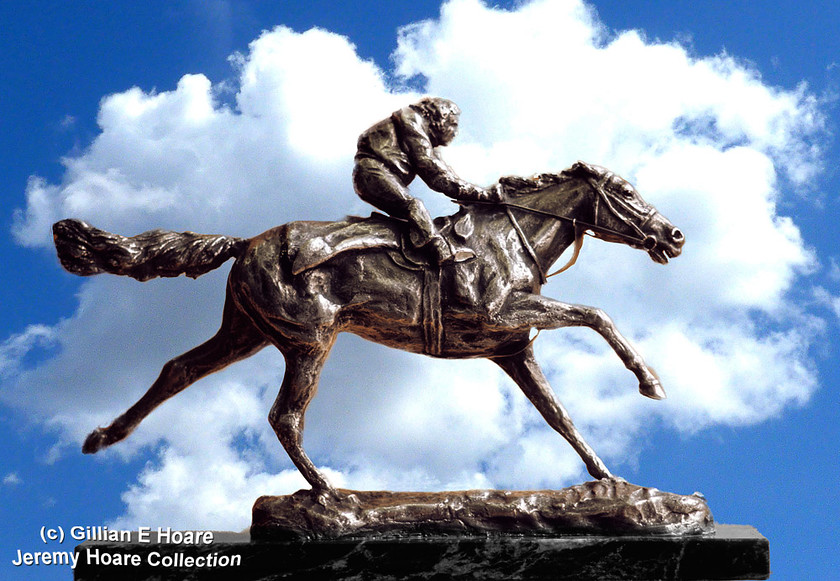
[497,293,665,399]
[493,345,612,480]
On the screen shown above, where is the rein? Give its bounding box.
[456,176,658,283]
[491,199,650,246]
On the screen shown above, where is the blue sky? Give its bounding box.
[1,1,838,579]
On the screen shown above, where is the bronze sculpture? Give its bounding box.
[54,154,683,505]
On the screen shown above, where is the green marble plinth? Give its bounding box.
[74,524,769,581]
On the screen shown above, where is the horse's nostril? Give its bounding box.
[671,228,684,243]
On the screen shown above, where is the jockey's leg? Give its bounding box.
[353,158,451,263]
[405,199,454,264]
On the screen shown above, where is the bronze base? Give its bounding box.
[251,480,714,540]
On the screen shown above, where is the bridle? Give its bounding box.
[585,171,659,249]
[458,171,661,284]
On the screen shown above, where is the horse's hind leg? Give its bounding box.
[83,290,267,453]
[267,342,336,497]
[492,345,613,480]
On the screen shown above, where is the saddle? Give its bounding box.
[290,212,475,275]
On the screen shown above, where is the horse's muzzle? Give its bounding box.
[646,225,684,264]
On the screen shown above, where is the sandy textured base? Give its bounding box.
[251,479,714,540]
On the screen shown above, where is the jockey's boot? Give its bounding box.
[427,235,454,265]
[404,200,473,265]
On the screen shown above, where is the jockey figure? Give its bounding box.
[353,97,498,264]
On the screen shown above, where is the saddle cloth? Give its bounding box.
[290,212,475,275]
[289,212,477,356]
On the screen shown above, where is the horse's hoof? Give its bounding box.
[82,428,109,454]
[312,488,360,509]
[639,379,666,400]
[311,487,341,508]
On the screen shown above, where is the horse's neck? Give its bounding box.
[507,182,588,271]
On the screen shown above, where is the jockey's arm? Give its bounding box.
[395,108,491,202]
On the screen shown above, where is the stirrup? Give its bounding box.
[451,247,476,262]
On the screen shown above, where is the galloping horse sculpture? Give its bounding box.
[53,161,684,499]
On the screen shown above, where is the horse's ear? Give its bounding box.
[570,161,610,180]
[570,161,597,177]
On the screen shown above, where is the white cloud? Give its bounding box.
[0,324,56,379]
[3,472,22,486]
[4,0,827,531]
[813,286,840,322]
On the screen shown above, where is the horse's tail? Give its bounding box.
[52,219,249,282]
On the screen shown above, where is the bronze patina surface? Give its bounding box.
[252,479,713,539]
[53,100,688,533]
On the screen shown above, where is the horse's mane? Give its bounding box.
[498,171,577,198]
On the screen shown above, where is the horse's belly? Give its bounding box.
[434,320,528,359]
[344,324,427,355]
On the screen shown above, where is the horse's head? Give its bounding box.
[568,161,684,264]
